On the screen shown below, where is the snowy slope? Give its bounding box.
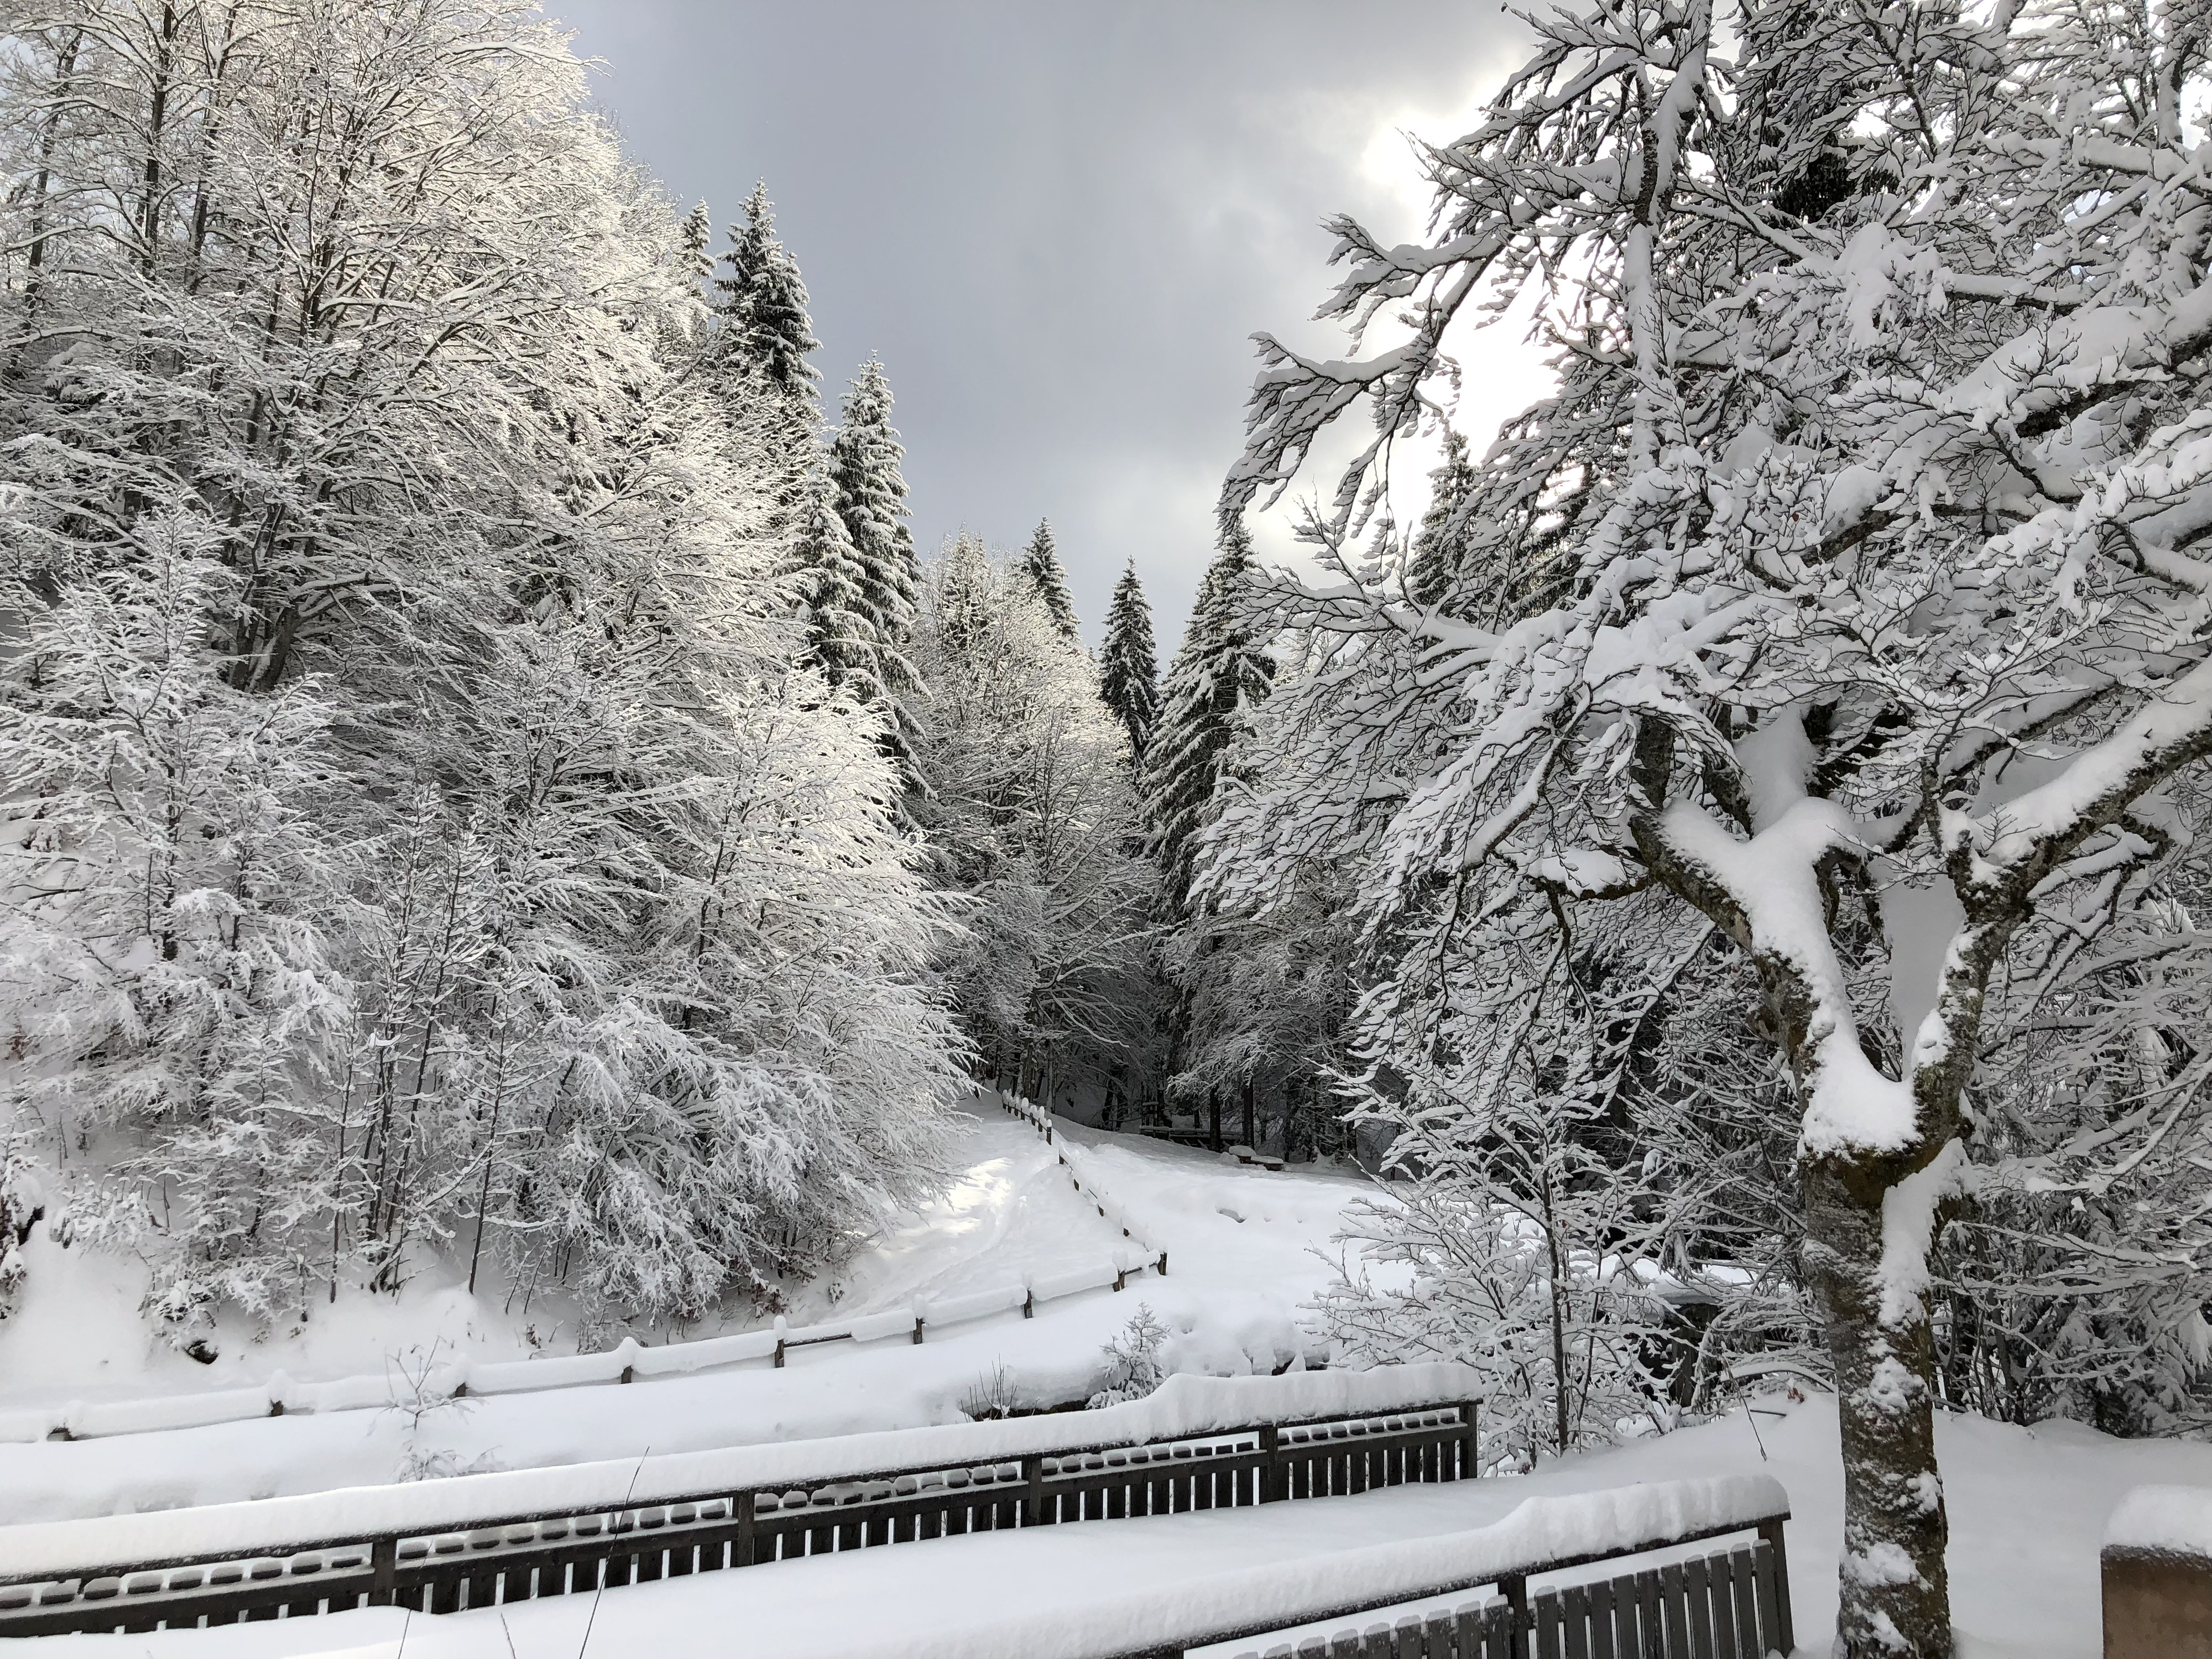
[0,1109,1372,1522]
[12,1394,2203,1659]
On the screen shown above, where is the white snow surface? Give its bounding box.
[13,1395,2205,1658]
[0,1109,1376,1524]
[0,1365,1479,1579]
[2105,1484,2212,1557]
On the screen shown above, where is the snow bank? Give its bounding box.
[816,1474,1787,1659]
[0,1363,1479,1579]
[2105,1485,2212,1557]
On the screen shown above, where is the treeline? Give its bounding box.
[0,0,1293,1351]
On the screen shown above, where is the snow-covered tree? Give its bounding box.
[715,181,822,397]
[1217,0,2212,1648]
[827,358,922,764]
[0,0,964,1343]
[910,537,1159,1103]
[1145,517,1274,917]
[1019,519,1081,641]
[1098,561,1161,762]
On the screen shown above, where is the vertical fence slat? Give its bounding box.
[1750,1538,1782,1658]
[1707,1550,1739,1659]
[1684,1557,1718,1659]
[1728,1545,1761,1658]
[1587,1578,1617,1659]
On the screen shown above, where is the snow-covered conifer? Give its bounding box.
[828,357,920,679]
[1019,519,1081,641]
[1145,517,1273,916]
[1098,561,1161,761]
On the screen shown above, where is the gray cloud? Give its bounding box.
[547,1,1530,647]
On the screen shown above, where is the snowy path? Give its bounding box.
[0,1112,1369,1524]
[18,1394,2201,1659]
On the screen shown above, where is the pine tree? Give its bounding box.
[1405,428,1478,609]
[1019,519,1080,641]
[787,467,892,703]
[1145,517,1273,916]
[827,356,920,692]
[713,181,821,396]
[1098,561,1160,761]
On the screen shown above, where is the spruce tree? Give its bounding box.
[1145,517,1272,915]
[711,182,821,524]
[1019,518,1081,641]
[828,356,921,726]
[1098,561,1160,761]
[1405,427,1478,608]
[787,468,885,701]
[713,181,821,396]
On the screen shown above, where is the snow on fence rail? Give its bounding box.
[823,1473,1793,1659]
[0,1365,1483,1638]
[0,1110,1166,1447]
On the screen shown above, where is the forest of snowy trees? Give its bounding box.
[0,0,1240,1351]
[5,2,2212,1655]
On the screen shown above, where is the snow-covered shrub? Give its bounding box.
[1086,1304,1170,1408]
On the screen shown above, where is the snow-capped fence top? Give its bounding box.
[2105,1485,2212,1558]
[2103,1485,2212,1659]
[825,1474,1793,1659]
[0,1363,1479,1584]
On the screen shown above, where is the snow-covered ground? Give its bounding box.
[0,1107,1368,1522]
[12,1392,2201,1659]
[6,1106,2203,1658]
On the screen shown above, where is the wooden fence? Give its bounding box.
[0,1399,1477,1637]
[1114,1501,1792,1659]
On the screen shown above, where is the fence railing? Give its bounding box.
[995,1091,1168,1271]
[815,1474,1792,1659]
[0,1366,1480,1639]
[1,1095,1161,1446]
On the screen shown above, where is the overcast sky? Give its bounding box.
[547,1,1538,651]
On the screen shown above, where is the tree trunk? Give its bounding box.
[1241,1074,1255,1149]
[1804,1165,1951,1657]
[1207,1086,1222,1154]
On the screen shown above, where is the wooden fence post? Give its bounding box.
[1457,1400,1479,1480]
[1259,1425,1282,1502]
[735,1493,757,1567]
[911,1316,925,1345]
[1757,1517,1794,1655]
[1499,1572,1529,1637]
[1022,1455,1047,1527]
[368,1536,397,1608]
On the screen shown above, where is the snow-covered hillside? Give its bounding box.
[0,1105,1373,1524]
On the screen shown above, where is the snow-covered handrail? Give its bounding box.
[831,1474,1794,1659]
[0,1366,1485,1636]
[0,1108,1166,1446]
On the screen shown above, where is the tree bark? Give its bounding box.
[1802,1164,1951,1656]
